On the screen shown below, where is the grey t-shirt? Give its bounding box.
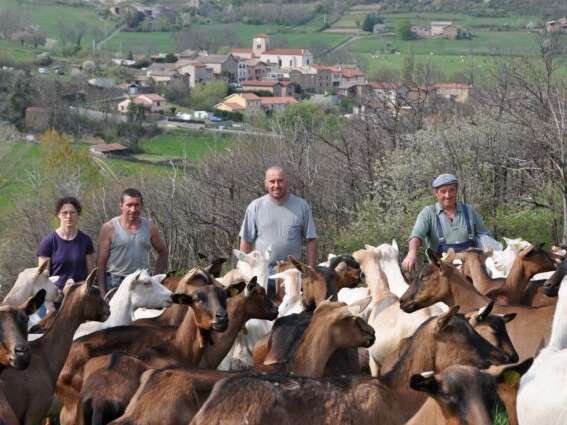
[240,194,317,263]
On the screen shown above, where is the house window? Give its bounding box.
[156,101,160,106]
[306,58,310,65]
[289,60,292,67]
[257,44,261,49]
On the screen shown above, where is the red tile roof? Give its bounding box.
[241,93,261,100]
[139,93,165,101]
[254,33,270,38]
[260,96,298,105]
[264,48,308,56]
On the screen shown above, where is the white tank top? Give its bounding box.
[107,217,151,276]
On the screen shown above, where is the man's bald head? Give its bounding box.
[264,166,289,202]
[265,165,286,179]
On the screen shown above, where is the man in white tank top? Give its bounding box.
[97,188,168,295]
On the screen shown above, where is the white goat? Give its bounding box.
[517,270,567,425]
[270,268,303,317]
[73,269,174,340]
[4,263,61,328]
[346,244,443,376]
[217,247,273,371]
[486,237,531,278]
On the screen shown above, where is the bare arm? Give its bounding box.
[402,237,422,272]
[239,239,254,254]
[86,253,96,274]
[306,239,317,269]
[96,222,113,296]
[150,223,168,274]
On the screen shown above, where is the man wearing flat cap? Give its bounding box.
[401,173,491,272]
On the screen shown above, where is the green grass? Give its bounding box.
[0,141,40,210]
[0,0,114,42]
[362,53,494,80]
[138,129,232,160]
[379,12,542,30]
[350,31,545,56]
[103,31,177,54]
[0,39,44,62]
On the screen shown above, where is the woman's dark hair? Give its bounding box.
[55,196,82,215]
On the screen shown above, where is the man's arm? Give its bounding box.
[96,222,113,296]
[150,223,168,274]
[402,237,422,272]
[306,239,317,269]
[239,239,254,254]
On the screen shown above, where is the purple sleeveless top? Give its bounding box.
[37,230,95,288]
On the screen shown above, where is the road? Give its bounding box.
[96,24,126,49]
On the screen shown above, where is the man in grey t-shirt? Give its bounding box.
[239,166,317,270]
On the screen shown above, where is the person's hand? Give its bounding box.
[402,252,417,273]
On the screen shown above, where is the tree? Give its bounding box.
[401,47,415,83]
[362,13,383,33]
[190,81,227,110]
[396,19,415,41]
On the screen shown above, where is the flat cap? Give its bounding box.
[432,173,458,188]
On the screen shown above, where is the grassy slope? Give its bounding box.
[0,39,44,62]
[0,0,114,41]
[138,129,232,159]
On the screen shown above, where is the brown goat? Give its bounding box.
[0,289,45,371]
[190,307,510,425]
[407,359,533,425]
[460,246,555,306]
[57,277,243,425]
[136,267,224,326]
[0,272,110,425]
[107,301,375,425]
[79,353,149,425]
[198,278,278,369]
[400,249,554,362]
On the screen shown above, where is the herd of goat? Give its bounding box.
[0,237,565,424]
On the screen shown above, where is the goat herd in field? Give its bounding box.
[0,237,567,424]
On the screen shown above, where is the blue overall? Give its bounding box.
[435,204,476,254]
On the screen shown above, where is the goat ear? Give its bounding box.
[334,261,347,274]
[85,268,97,288]
[265,246,273,260]
[496,358,534,387]
[171,293,194,305]
[477,301,494,322]
[198,253,207,260]
[226,281,246,298]
[289,256,310,274]
[152,274,167,284]
[425,249,441,267]
[436,305,459,331]
[410,372,439,394]
[347,296,372,317]
[36,261,49,276]
[392,239,399,252]
[444,248,456,263]
[500,313,517,323]
[23,289,46,315]
[519,244,535,257]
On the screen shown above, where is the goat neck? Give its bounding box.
[198,295,247,369]
[287,317,342,377]
[31,285,94,381]
[174,307,207,366]
[353,249,391,303]
[462,251,504,293]
[435,264,490,310]
[545,275,567,351]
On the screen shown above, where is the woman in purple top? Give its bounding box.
[37,197,95,289]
